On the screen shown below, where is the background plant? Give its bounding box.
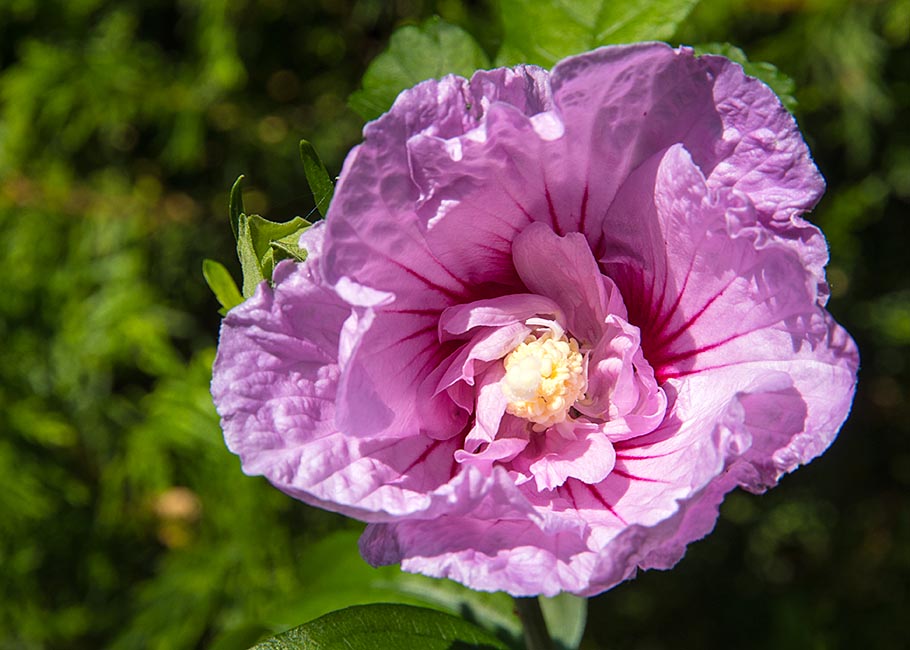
[0,0,907,648]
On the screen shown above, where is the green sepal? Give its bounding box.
[539,593,588,650]
[229,174,245,240]
[695,43,798,113]
[348,17,490,121]
[299,139,334,218]
[237,213,311,298]
[248,603,508,650]
[202,259,244,316]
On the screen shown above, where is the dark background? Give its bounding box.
[0,0,907,648]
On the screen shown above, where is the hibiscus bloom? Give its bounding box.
[212,43,858,597]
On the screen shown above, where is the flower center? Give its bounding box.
[501,327,586,428]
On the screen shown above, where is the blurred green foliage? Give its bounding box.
[0,0,907,649]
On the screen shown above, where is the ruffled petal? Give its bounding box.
[579,315,667,440]
[439,293,562,339]
[360,515,592,597]
[323,67,552,298]
[700,54,826,220]
[598,145,833,383]
[511,222,618,344]
[511,420,617,491]
[431,322,530,395]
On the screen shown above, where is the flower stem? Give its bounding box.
[514,596,554,650]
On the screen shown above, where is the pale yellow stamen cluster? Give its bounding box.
[501,330,585,428]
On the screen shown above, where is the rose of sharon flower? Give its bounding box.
[212,43,858,597]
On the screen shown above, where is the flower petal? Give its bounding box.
[360,516,592,597]
[599,145,836,385]
[512,222,622,344]
[439,293,562,339]
[511,421,617,491]
[579,315,667,440]
[700,54,826,221]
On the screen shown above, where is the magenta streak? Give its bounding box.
[371,247,467,301]
[469,198,527,236]
[370,323,437,356]
[578,185,590,234]
[617,267,647,326]
[654,276,738,350]
[401,439,444,475]
[356,226,471,299]
[501,187,536,226]
[657,361,738,381]
[641,272,659,324]
[473,240,510,256]
[564,480,626,526]
[615,267,638,317]
[584,483,627,525]
[544,186,564,236]
[386,256,467,301]
[650,330,753,376]
[649,264,670,330]
[611,468,667,484]
[650,295,717,355]
[648,255,699,341]
[356,316,445,388]
[615,449,676,460]
[407,341,453,391]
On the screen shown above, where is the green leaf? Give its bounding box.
[496,0,701,67]
[349,17,490,121]
[229,174,245,240]
[249,604,508,650]
[247,214,310,276]
[539,593,587,650]
[236,214,265,298]
[695,43,798,113]
[299,139,334,218]
[202,259,244,315]
[236,213,311,297]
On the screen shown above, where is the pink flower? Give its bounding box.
[212,43,858,597]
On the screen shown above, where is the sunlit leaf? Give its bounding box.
[496,0,700,66]
[299,139,334,218]
[235,213,310,297]
[249,604,508,650]
[349,17,490,121]
[202,259,244,315]
[236,214,265,298]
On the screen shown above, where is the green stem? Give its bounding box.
[514,597,554,650]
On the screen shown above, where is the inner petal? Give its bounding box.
[512,222,625,344]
